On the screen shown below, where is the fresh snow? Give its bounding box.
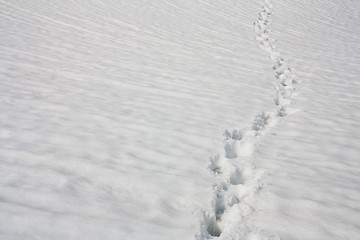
[1,0,359,240]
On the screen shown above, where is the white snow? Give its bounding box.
[1,0,359,240]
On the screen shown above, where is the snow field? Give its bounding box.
[1,0,360,239]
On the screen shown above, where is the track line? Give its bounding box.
[197,0,298,239]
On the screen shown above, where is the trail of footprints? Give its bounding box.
[205,114,272,238]
[254,0,297,111]
[203,0,297,238]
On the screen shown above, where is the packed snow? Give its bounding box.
[0,0,359,239]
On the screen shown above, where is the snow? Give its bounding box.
[1,0,359,239]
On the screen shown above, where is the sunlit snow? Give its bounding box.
[1,0,359,239]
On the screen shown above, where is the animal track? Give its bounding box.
[229,168,243,185]
[199,0,298,238]
[252,112,271,131]
[205,127,261,237]
[224,129,243,141]
[254,0,296,112]
[207,216,222,237]
[209,154,226,174]
[224,142,237,159]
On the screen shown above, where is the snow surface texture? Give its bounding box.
[1,0,360,240]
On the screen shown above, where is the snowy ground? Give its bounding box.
[1,0,359,239]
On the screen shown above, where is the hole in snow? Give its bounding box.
[230,168,243,185]
[225,142,237,159]
[207,217,222,237]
